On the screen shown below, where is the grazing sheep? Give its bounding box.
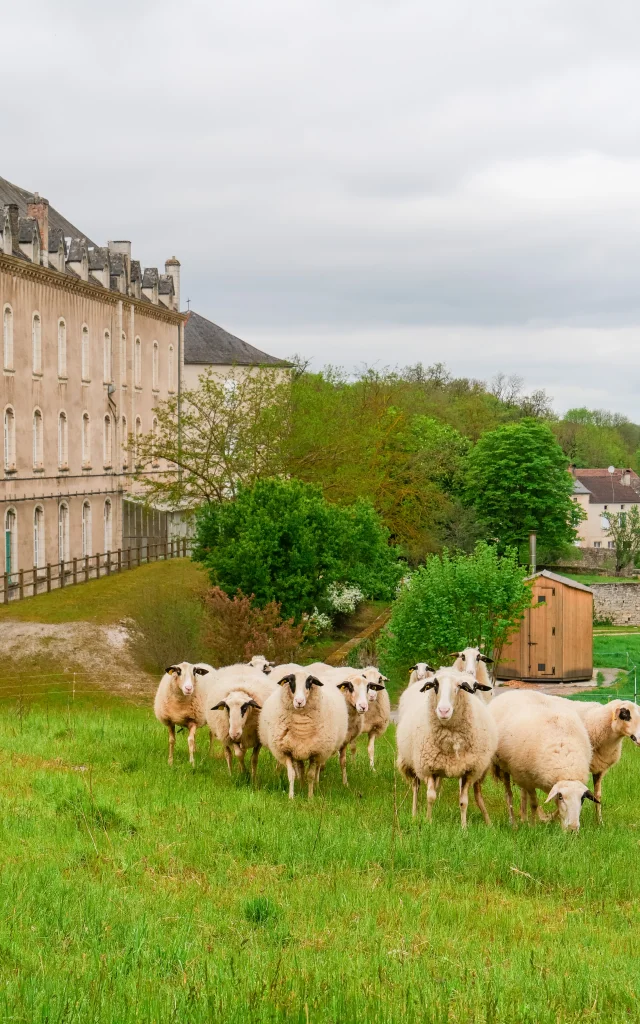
[207,675,276,781]
[357,667,391,770]
[258,664,348,798]
[489,695,596,831]
[396,668,497,827]
[247,655,275,674]
[452,647,494,702]
[154,662,216,765]
[492,690,640,822]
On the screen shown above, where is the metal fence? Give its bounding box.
[1,537,191,604]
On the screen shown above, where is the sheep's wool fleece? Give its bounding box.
[491,704,591,793]
[206,676,277,743]
[363,688,391,738]
[259,680,348,765]
[397,686,497,783]
[154,673,210,729]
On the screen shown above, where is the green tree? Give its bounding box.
[605,506,640,574]
[192,478,402,620]
[378,542,531,679]
[465,419,584,558]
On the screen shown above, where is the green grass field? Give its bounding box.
[0,691,639,1023]
[593,632,640,671]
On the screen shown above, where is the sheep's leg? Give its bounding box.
[339,745,348,786]
[236,748,247,774]
[285,756,296,799]
[224,745,233,775]
[208,728,215,757]
[367,734,376,771]
[502,773,515,826]
[411,777,420,817]
[250,744,261,784]
[528,790,540,825]
[435,777,442,794]
[307,760,318,799]
[187,722,197,766]
[593,772,603,824]
[350,740,358,759]
[473,781,491,826]
[519,788,528,823]
[167,723,176,766]
[426,776,438,822]
[294,760,304,780]
[459,775,471,829]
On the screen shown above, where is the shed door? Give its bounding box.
[528,586,558,678]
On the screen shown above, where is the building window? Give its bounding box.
[621,505,625,510]
[5,507,17,576]
[134,337,142,387]
[135,416,142,465]
[82,502,92,558]
[82,413,91,466]
[58,319,67,378]
[104,499,113,552]
[152,341,159,391]
[593,541,601,549]
[168,344,175,392]
[121,332,127,384]
[81,326,90,381]
[608,541,615,549]
[152,416,159,466]
[104,330,112,383]
[3,305,13,371]
[103,414,112,467]
[33,506,45,568]
[58,503,69,563]
[32,409,43,468]
[4,406,16,471]
[32,313,42,374]
[121,415,128,468]
[58,411,68,469]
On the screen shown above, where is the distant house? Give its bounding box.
[570,467,640,549]
[182,310,290,389]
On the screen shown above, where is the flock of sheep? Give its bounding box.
[154,648,640,831]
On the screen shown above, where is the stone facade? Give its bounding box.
[591,583,640,625]
[0,181,185,576]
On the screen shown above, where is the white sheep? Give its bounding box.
[396,668,497,827]
[489,694,596,830]
[491,690,640,823]
[451,647,494,702]
[153,661,216,765]
[207,674,276,781]
[408,662,435,686]
[247,655,275,674]
[258,664,348,798]
[357,667,391,769]
[333,670,372,785]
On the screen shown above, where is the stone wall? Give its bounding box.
[591,583,640,625]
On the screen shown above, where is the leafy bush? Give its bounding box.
[129,590,208,675]
[378,542,531,678]
[203,587,303,666]
[193,478,402,620]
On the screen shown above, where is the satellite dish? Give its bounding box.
[608,465,615,475]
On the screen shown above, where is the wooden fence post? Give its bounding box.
[18,569,23,601]
[2,573,7,604]
[73,557,77,586]
[84,556,89,583]
[46,564,51,593]
[60,560,65,588]
[117,549,121,573]
[107,551,111,576]
[32,566,37,598]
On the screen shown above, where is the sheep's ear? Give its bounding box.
[262,664,271,674]
[619,707,632,722]
[473,682,493,692]
[479,655,494,664]
[409,665,418,672]
[459,681,475,694]
[193,666,209,676]
[242,700,262,713]
[338,681,354,693]
[420,680,437,692]
[166,666,181,675]
[211,701,228,712]
[278,673,295,686]
[424,664,435,673]
[546,784,562,802]
[368,682,384,691]
[306,676,323,687]
[582,790,600,804]
[379,674,389,683]
[447,652,461,659]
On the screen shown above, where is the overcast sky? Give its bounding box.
[2,0,640,416]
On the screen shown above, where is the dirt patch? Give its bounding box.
[0,621,155,699]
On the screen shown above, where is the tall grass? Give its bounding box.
[0,691,638,1022]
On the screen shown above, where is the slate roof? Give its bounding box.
[573,469,640,505]
[0,174,96,246]
[183,310,290,367]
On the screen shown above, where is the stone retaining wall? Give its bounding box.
[591,583,640,625]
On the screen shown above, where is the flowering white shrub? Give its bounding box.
[325,583,365,615]
[303,608,333,639]
[395,574,413,595]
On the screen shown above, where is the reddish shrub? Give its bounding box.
[204,587,304,666]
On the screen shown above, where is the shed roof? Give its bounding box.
[183,310,290,367]
[526,570,593,594]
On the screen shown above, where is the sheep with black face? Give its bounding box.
[396,667,497,827]
[207,674,276,781]
[358,667,391,770]
[154,662,216,765]
[451,647,494,702]
[258,664,348,798]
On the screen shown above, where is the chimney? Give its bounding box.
[623,469,631,487]
[3,204,18,254]
[165,257,181,311]
[109,240,131,258]
[26,194,49,267]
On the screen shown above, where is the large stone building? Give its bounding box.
[182,310,289,388]
[571,467,640,549]
[0,175,184,578]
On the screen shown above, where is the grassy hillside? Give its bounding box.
[0,692,638,1023]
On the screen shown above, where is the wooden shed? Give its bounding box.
[496,571,593,683]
